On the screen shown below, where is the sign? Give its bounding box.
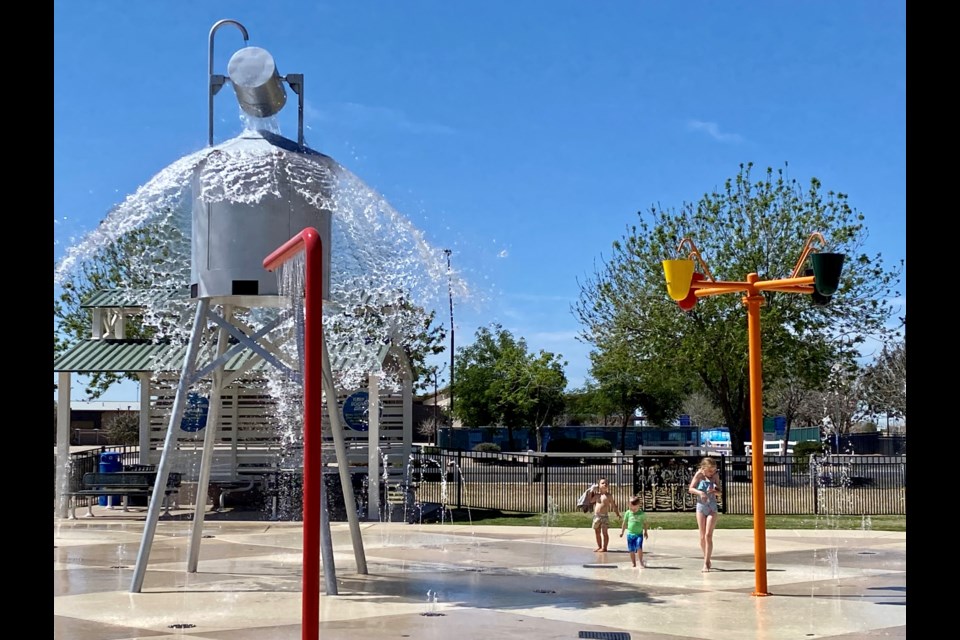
[180,392,209,432]
[342,391,371,431]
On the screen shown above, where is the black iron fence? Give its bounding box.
[409,448,906,516]
[57,446,144,510]
[56,446,906,517]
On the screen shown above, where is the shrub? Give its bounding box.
[473,442,501,453]
[547,436,613,454]
[582,438,613,453]
[103,412,139,445]
[792,440,826,473]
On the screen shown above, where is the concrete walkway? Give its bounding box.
[54,508,905,639]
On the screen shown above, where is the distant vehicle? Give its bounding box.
[410,458,442,482]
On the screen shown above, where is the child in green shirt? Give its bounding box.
[619,496,649,567]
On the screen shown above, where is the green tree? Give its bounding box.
[683,390,724,429]
[861,337,906,425]
[54,219,190,398]
[324,293,448,393]
[103,411,140,445]
[574,163,902,455]
[562,383,603,426]
[453,324,567,451]
[588,339,685,450]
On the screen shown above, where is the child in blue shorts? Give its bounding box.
[619,496,649,567]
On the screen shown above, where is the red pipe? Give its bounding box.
[263,227,323,640]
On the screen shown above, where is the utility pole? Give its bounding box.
[444,249,455,418]
[432,366,439,442]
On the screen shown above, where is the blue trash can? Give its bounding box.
[98,452,123,506]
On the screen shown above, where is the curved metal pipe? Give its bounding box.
[208,19,250,146]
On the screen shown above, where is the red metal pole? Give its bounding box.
[264,227,323,640]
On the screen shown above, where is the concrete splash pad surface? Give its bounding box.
[54,516,905,639]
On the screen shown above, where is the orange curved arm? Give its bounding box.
[789,232,828,278]
[676,237,716,282]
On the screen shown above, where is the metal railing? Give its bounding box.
[409,447,906,516]
[57,445,906,517]
[58,446,144,511]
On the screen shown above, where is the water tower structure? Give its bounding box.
[130,20,369,607]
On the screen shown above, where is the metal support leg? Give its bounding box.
[320,476,337,595]
[130,300,209,593]
[322,338,368,574]
[187,305,232,573]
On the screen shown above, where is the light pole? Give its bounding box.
[662,232,844,597]
[444,249,455,417]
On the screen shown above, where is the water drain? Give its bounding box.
[202,535,215,539]
[110,565,128,569]
[420,612,446,617]
[857,551,877,555]
[578,632,630,640]
[168,623,196,629]
[534,589,556,594]
[583,564,618,569]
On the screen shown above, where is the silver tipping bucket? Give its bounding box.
[227,46,287,118]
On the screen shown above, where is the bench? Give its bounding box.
[69,471,182,519]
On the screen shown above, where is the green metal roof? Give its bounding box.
[53,339,171,372]
[80,288,189,309]
[53,338,294,374]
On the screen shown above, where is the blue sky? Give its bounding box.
[54,1,906,401]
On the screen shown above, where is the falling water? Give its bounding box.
[54,128,471,394]
[55,127,474,524]
[539,495,559,573]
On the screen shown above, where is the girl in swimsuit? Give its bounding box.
[688,457,721,572]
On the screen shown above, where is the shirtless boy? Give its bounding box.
[592,478,621,552]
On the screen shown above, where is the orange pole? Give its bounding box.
[744,273,769,596]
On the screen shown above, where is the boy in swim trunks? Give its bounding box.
[619,496,649,567]
[591,478,620,552]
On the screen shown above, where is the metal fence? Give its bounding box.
[409,448,906,516]
[57,446,143,511]
[57,446,906,517]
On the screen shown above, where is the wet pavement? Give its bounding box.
[54,506,906,639]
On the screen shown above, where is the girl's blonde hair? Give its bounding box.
[699,457,717,470]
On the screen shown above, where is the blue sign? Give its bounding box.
[342,391,370,431]
[180,392,209,432]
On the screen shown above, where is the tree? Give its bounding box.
[683,391,723,428]
[54,219,191,398]
[589,338,686,451]
[323,293,448,393]
[574,163,902,455]
[453,324,567,451]
[103,411,140,445]
[861,338,906,427]
[562,382,605,426]
[811,351,870,449]
[766,373,822,447]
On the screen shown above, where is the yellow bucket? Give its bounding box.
[662,259,695,301]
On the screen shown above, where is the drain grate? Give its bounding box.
[582,564,618,569]
[578,632,630,640]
